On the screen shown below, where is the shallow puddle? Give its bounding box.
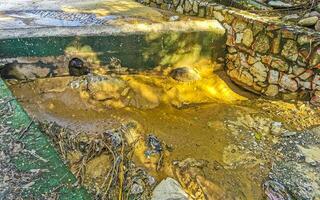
[7,68,320,199]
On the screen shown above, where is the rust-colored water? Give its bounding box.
[8,70,320,199]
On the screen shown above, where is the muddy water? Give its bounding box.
[8,69,320,199]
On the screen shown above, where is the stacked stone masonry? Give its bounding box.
[137,0,320,104]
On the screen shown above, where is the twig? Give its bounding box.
[18,120,33,139]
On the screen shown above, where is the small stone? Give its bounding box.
[213,11,224,21]
[247,56,257,65]
[268,0,292,8]
[184,0,193,12]
[299,81,312,89]
[236,33,243,43]
[227,47,237,53]
[292,66,305,76]
[315,20,320,31]
[173,0,180,6]
[175,5,183,13]
[268,70,280,84]
[261,55,273,66]
[253,34,270,54]
[192,1,198,13]
[308,11,320,17]
[279,74,298,92]
[310,47,320,66]
[198,7,206,17]
[232,19,247,33]
[281,40,298,61]
[271,33,281,54]
[242,29,254,47]
[299,69,313,80]
[271,58,288,72]
[250,62,268,82]
[298,16,319,26]
[265,84,279,97]
[297,35,313,45]
[282,14,300,22]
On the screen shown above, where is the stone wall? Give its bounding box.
[137,0,320,104]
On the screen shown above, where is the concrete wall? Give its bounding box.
[138,0,320,104]
[0,22,225,79]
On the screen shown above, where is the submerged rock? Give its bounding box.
[169,67,201,82]
[151,177,189,200]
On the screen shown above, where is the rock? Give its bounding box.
[151,178,188,200]
[271,58,288,72]
[279,74,298,92]
[268,70,279,84]
[299,69,313,80]
[169,15,180,21]
[176,5,184,14]
[281,40,298,61]
[236,33,243,43]
[250,62,268,82]
[298,16,319,26]
[297,145,320,165]
[229,68,254,86]
[173,0,180,6]
[268,0,292,8]
[239,70,254,86]
[184,0,193,12]
[130,182,144,195]
[192,1,198,13]
[69,58,90,76]
[282,14,300,22]
[270,121,283,135]
[253,33,270,54]
[315,20,320,31]
[300,81,312,89]
[213,11,224,21]
[169,67,200,82]
[242,29,254,47]
[271,33,281,54]
[308,11,320,17]
[265,84,279,97]
[232,19,247,33]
